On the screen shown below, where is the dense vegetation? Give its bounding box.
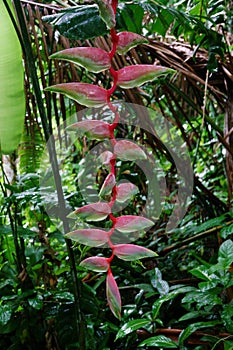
[0,0,233,349]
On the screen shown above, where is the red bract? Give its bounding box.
[106,269,121,319]
[80,256,109,272]
[95,0,116,29]
[98,151,115,167]
[67,120,111,140]
[65,228,109,247]
[45,83,108,107]
[99,173,116,197]
[115,215,154,233]
[117,31,148,55]
[114,140,147,161]
[49,47,111,73]
[70,202,111,221]
[115,182,138,203]
[114,244,157,261]
[118,65,173,89]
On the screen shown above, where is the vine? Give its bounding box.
[46,0,172,318]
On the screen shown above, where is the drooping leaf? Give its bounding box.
[67,120,111,140]
[139,335,178,348]
[117,65,174,89]
[113,244,157,261]
[69,202,111,221]
[106,269,121,319]
[116,31,148,55]
[43,5,108,41]
[80,256,109,272]
[95,0,116,29]
[115,182,139,203]
[0,304,12,326]
[114,140,147,161]
[65,228,109,247]
[0,0,25,154]
[115,215,154,233]
[45,83,108,107]
[115,319,150,340]
[99,173,116,197]
[178,320,222,345]
[50,47,111,73]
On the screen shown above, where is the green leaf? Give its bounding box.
[139,335,178,348]
[43,5,108,41]
[217,239,233,269]
[115,319,150,340]
[189,266,212,281]
[222,304,233,333]
[0,304,12,326]
[118,4,144,34]
[0,0,25,154]
[179,320,222,345]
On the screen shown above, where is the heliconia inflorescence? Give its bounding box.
[46,0,174,319]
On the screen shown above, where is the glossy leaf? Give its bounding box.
[106,270,121,319]
[139,335,178,348]
[69,202,111,221]
[95,0,116,29]
[80,256,109,272]
[115,319,150,340]
[114,140,147,161]
[45,83,108,107]
[114,244,157,261]
[43,5,108,41]
[50,47,111,73]
[65,228,109,247]
[179,320,222,345]
[117,64,174,89]
[115,215,154,233]
[99,173,116,197]
[115,182,138,203]
[117,31,148,55]
[67,120,111,140]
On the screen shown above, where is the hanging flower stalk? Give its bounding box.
[46,0,173,319]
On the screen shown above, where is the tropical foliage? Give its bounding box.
[0,0,233,349]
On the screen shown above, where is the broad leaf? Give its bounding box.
[179,320,222,345]
[45,83,108,107]
[117,65,174,89]
[116,31,148,55]
[99,173,116,197]
[67,120,111,140]
[114,140,147,161]
[115,182,138,203]
[50,47,110,73]
[217,239,233,269]
[43,5,108,40]
[106,270,121,319]
[115,215,154,233]
[69,202,111,221]
[0,0,25,154]
[114,244,157,261]
[115,319,150,340]
[139,335,178,348]
[80,256,109,272]
[65,228,109,247]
